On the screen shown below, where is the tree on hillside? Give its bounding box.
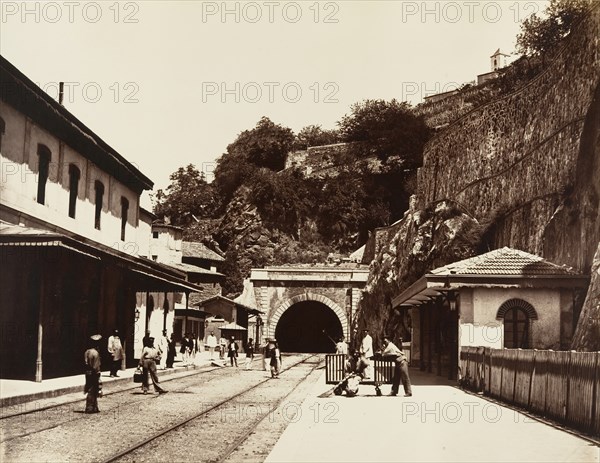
[516,0,588,58]
[248,168,316,237]
[213,117,295,203]
[293,125,340,150]
[153,164,221,226]
[338,99,431,167]
[228,116,294,171]
[315,170,368,248]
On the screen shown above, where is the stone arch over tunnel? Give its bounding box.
[267,293,348,353]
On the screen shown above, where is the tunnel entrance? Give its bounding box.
[274,301,343,353]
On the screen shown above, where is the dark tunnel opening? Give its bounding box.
[274,301,343,353]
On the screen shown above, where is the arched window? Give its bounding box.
[68,164,80,218]
[94,181,104,230]
[0,117,5,152]
[496,299,538,349]
[37,144,51,205]
[120,197,129,241]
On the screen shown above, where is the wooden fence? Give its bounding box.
[460,347,599,437]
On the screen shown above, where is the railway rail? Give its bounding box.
[0,364,227,443]
[1,353,324,463]
[103,354,323,463]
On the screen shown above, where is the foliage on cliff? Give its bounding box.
[516,0,589,58]
[154,102,429,295]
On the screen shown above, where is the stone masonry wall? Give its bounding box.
[416,6,600,269]
[357,7,600,349]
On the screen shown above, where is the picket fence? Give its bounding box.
[459,347,599,437]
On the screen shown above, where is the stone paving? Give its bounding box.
[266,368,600,463]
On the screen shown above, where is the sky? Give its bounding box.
[0,0,548,208]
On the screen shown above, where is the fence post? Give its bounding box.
[592,352,599,434]
[512,349,519,404]
[528,349,536,409]
[565,350,573,423]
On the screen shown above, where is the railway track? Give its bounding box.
[0,364,223,422]
[1,354,324,463]
[102,354,323,463]
[1,361,254,443]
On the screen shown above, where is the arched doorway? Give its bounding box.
[274,301,344,353]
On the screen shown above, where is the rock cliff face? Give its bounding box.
[215,186,330,295]
[358,7,600,350]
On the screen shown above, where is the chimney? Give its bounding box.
[59,82,64,105]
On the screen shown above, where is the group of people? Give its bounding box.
[335,329,412,398]
[84,330,172,413]
[205,331,255,369]
[179,332,202,366]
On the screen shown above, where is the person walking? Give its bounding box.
[84,334,102,413]
[166,333,176,368]
[107,329,123,377]
[219,336,227,360]
[139,337,168,395]
[270,339,282,378]
[381,335,412,397]
[359,329,374,379]
[190,332,198,365]
[180,333,191,365]
[228,336,239,367]
[244,338,255,370]
[262,338,272,371]
[206,331,217,360]
[158,329,169,370]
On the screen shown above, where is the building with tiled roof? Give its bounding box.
[392,248,589,380]
[0,56,208,380]
[182,241,225,262]
[430,247,578,276]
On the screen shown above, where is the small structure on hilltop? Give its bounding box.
[477,48,511,85]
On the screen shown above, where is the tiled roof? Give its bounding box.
[167,261,222,275]
[220,322,247,331]
[182,241,225,262]
[431,247,577,276]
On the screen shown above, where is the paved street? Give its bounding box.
[266,368,599,463]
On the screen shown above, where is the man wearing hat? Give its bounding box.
[107,329,123,377]
[84,334,102,413]
[228,336,239,367]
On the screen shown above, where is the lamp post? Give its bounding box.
[255,316,263,349]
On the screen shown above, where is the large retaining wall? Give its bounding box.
[358,6,600,349]
[416,6,600,271]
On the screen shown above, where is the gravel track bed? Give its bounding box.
[113,356,323,463]
[0,365,226,443]
[1,354,314,463]
[221,362,327,463]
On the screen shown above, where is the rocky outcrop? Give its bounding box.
[572,243,600,351]
[214,187,329,295]
[358,6,600,349]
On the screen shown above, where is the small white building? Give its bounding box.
[392,248,589,379]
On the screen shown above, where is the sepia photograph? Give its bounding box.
[0,1,599,461]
